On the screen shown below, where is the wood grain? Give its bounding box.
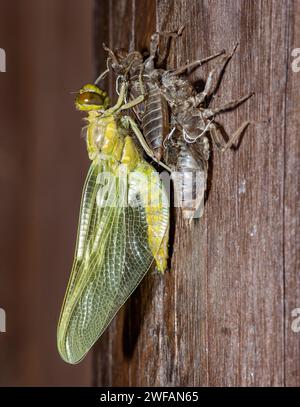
[284,0,300,387]
[93,0,300,386]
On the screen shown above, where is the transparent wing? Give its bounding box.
[186,141,208,219]
[57,158,168,364]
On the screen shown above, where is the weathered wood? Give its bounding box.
[94,0,300,386]
[284,0,300,387]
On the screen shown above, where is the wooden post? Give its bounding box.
[93,0,300,386]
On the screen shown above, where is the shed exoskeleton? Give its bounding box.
[97,26,223,161]
[98,32,253,221]
[157,43,254,220]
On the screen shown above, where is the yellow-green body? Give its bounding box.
[57,84,169,364]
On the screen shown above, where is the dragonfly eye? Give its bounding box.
[78,92,104,106]
[76,84,109,111]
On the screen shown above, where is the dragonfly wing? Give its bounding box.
[57,158,168,364]
[62,160,103,298]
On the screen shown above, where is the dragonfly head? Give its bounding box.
[75,84,109,111]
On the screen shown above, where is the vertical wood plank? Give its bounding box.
[94,0,300,386]
[284,0,300,387]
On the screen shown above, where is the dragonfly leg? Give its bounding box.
[104,81,128,116]
[171,49,225,76]
[102,43,119,64]
[203,92,254,119]
[105,78,144,115]
[122,115,171,172]
[138,64,146,96]
[209,121,251,152]
[94,68,109,86]
[146,26,184,68]
[195,43,240,106]
[120,94,144,111]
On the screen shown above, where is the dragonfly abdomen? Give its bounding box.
[129,67,169,161]
[142,88,169,160]
[166,137,208,221]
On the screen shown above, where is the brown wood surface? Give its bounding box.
[93,0,300,387]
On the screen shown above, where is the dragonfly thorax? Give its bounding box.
[86,115,140,171]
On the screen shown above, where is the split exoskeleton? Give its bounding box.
[97,27,254,220]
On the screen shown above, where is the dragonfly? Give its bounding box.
[57,81,169,364]
[102,38,252,221]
